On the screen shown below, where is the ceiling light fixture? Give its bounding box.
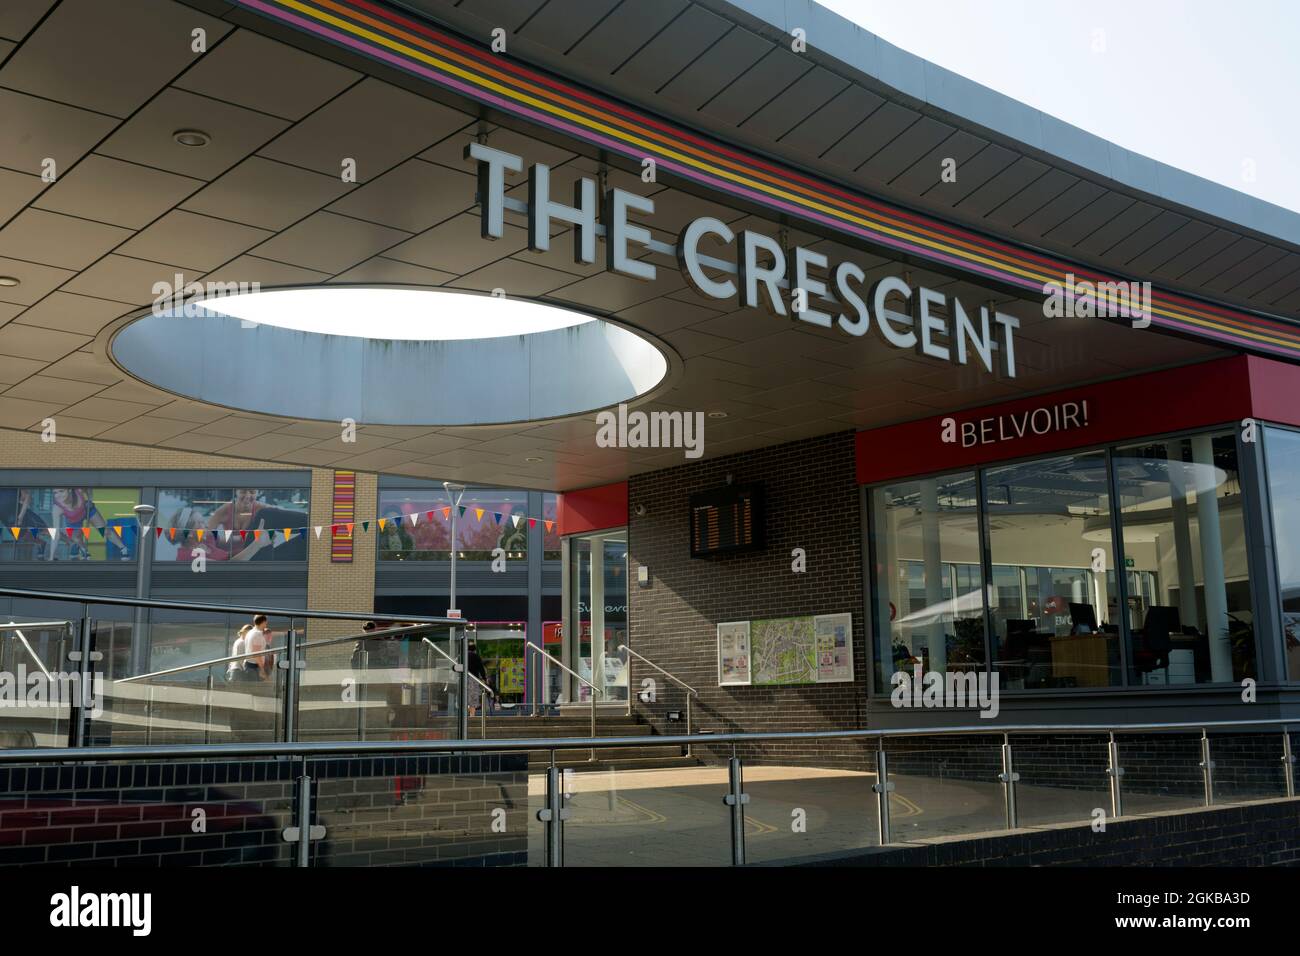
[524,457,543,463]
[0,276,19,287]
[173,129,211,147]
[708,410,728,419]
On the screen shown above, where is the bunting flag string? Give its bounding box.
[2,506,561,544]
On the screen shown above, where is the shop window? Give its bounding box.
[1263,426,1300,680]
[155,488,310,562]
[869,472,985,692]
[1113,431,1255,684]
[983,451,1123,689]
[377,489,528,561]
[0,487,141,561]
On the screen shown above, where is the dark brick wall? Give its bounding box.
[627,431,868,767]
[0,753,528,867]
[794,797,1300,866]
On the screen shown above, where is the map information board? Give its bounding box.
[750,616,817,686]
[719,614,854,686]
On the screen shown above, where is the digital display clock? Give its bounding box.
[689,484,765,557]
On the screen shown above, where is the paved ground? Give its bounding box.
[524,764,1239,866]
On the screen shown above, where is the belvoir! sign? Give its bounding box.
[467,145,1022,379]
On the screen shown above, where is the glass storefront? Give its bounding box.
[155,487,310,562]
[869,472,984,691]
[868,427,1262,693]
[1263,426,1300,680]
[0,487,141,561]
[377,489,559,561]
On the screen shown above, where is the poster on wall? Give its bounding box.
[814,613,854,683]
[717,621,751,686]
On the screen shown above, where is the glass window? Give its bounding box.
[869,472,985,691]
[1113,431,1254,684]
[543,493,560,560]
[154,487,310,562]
[377,489,528,560]
[0,487,140,561]
[1263,426,1300,680]
[983,451,1122,689]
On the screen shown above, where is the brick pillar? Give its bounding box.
[306,469,378,651]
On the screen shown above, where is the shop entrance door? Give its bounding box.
[562,530,628,704]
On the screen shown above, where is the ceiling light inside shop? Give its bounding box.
[192,287,597,340]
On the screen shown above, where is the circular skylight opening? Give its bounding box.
[110,285,672,427]
[190,286,597,340]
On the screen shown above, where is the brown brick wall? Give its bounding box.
[626,431,869,767]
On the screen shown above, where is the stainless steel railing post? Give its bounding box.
[686,695,693,759]
[538,754,566,867]
[1106,732,1124,819]
[283,618,298,743]
[1199,729,1215,806]
[873,743,893,845]
[457,627,469,741]
[1283,726,1295,799]
[296,759,312,868]
[204,671,214,746]
[999,735,1020,830]
[724,750,747,865]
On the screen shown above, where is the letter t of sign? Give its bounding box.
[465,143,523,239]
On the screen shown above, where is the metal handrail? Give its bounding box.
[421,637,495,739]
[619,643,697,756]
[116,622,452,683]
[618,644,697,695]
[0,716,1294,763]
[421,637,494,698]
[0,586,457,625]
[525,642,599,760]
[526,642,601,697]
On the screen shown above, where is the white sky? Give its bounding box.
[816,0,1300,215]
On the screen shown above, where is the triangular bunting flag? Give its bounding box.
[155,527,164,539]
[239,530,248,541]
[253,529,262,541]
[511,514,522,528]
[528,518,537,529]
[362,521,371,532]
[408,512,418,527]
[377,518,386,531]
[110,524,121,539]
[345,522,354,535]
[48,528,57,542]
[81,526,91,539]
[424,511,434,523]
[441,508,450,520]
[314,526,323,539]
[195,528,205,542]
[168,527,176,541]
[473,508,484,521]
[283,528,293,541]
[223,529,232,543]
[544,520,554,533]
[9,527,19,540]
[63,527,74,539]
[95,526,105,538]
[493,512,503,525]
